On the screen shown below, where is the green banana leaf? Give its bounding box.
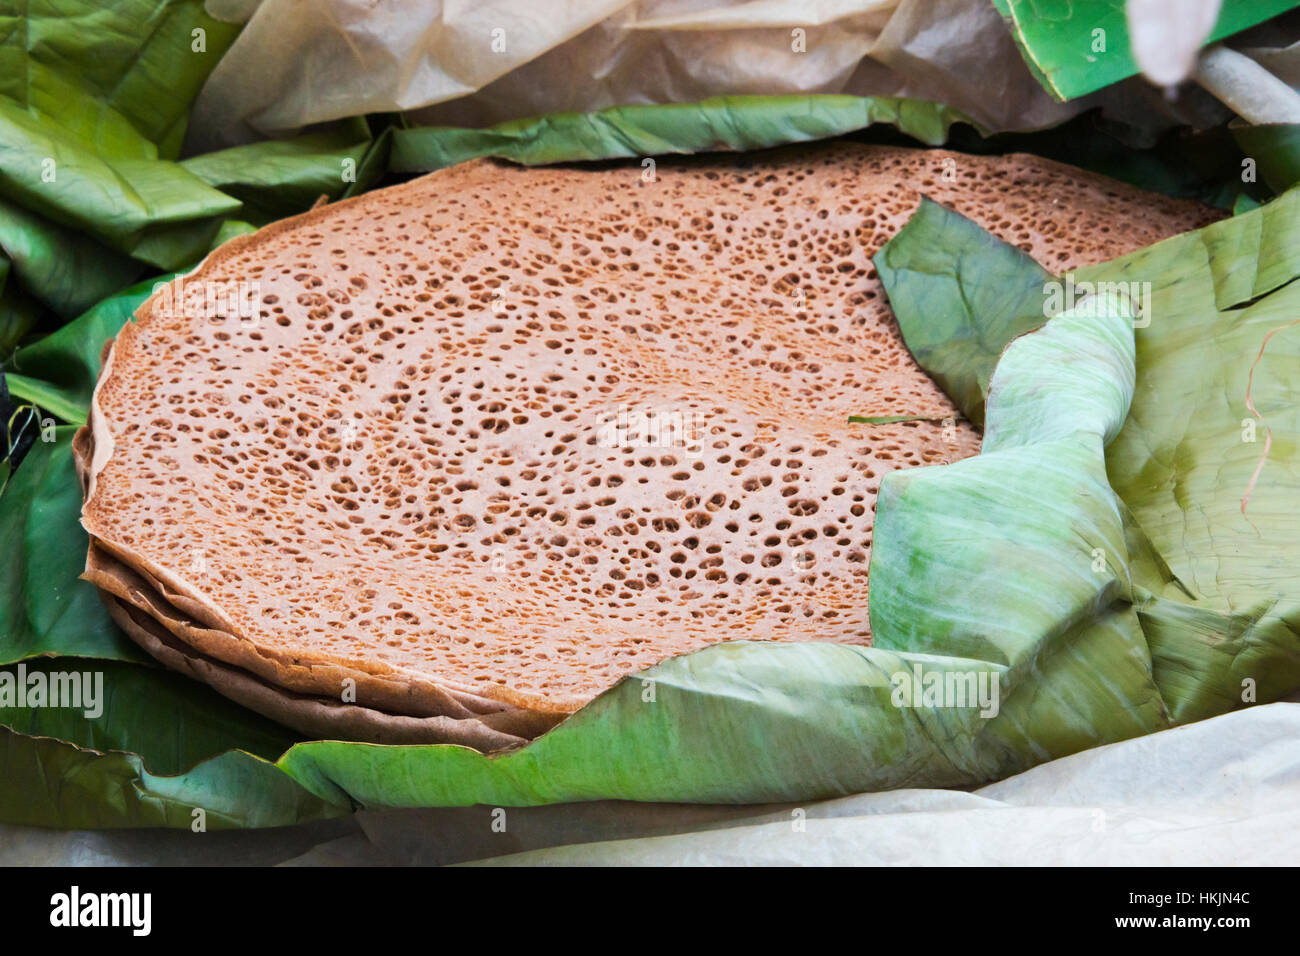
[0,97,240,270]
[181,119,374,224]
[0,4,378,319]
[0,196,141,320]
[873,197,1051,426]
[396,94,1265,210]
[0,428,144,665]
[3,276,161,425]
[0,113,372,318]
[0,376,83,429]
[341,124,396,199]
[0,258,42,358]
[1234,193,1264,215]
[207,219,258,251]
[0,729,344,829]
[1083,200,1300,722]
[1232,123,1300,195]
[0,0,240,161]
[0,658,305,772]
[390,95,977,172]
[876,192,1300,726]
[0,3,245,284]
[990,0,1300,101]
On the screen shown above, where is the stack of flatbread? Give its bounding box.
[75,143,1217,749]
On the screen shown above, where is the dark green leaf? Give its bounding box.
[1233,122,1300,195]
[0,428,144,665]
[0,263,43,359]
[0,97,240,269]
[182,120,373,223]
[847,415,949,425]
[0,729,344,829]
[3,275,160,425]
[873,197,1051,425]
[948,117,1264,209]
[0,658,304,772]
[0,0,241,160]
[341,124,395,199]
[391,95,976,172]
[0,196,141,318]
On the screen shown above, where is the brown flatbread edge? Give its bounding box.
[72,423,564,749]
[80,266,590,720]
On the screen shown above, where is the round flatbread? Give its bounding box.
[76,142,1218,746]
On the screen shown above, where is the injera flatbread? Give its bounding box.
[75,143,1220,748]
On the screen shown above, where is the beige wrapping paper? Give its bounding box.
[190,0,1092,150]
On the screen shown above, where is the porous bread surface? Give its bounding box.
[80,143,1219,715]
[73,426,558,747]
